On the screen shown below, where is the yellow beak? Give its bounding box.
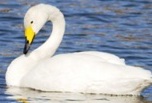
[23,26,35,54]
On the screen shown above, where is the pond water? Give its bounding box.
[0,0,152,103]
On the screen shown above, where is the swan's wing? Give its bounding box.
[75,51,125,65]
[21,53,152,94]
[85,78,151,95]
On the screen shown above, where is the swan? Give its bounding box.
[6,4,152,95]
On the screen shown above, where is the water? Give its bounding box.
[0,0,152,102]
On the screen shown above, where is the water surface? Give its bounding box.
[0,0,152,102]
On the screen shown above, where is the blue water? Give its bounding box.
[0,0,152,102]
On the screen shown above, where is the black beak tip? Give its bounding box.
[23,40,31,55]
[23,49,28,54]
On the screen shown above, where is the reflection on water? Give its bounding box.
[0,0,152,103]
[6,87,147,103]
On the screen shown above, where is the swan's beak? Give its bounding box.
[23,26,35,54]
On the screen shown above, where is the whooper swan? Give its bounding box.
[6,4,152,95]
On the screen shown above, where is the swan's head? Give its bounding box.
[23,4,61,54]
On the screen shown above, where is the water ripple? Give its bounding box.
[0,0,152,103]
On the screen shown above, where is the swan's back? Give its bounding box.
[77,51,125,65]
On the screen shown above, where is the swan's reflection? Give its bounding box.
[5,87,149,103]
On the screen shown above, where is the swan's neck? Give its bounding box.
[30,10,65,60]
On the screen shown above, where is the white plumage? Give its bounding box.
[6,4,152,95]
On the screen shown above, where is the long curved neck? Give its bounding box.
[29,10,65,60]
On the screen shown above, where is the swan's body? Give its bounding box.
[6,4,152,95]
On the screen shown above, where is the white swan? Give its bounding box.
[6,4,152,95]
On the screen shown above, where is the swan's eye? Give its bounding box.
[30,21,33,24]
